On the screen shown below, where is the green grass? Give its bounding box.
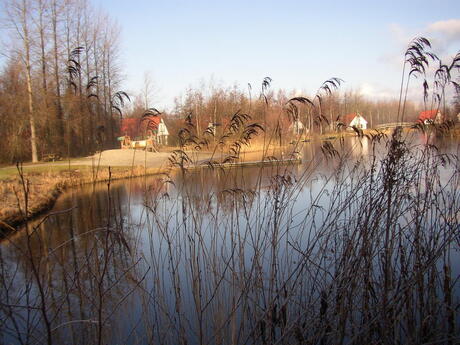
[0,164,101,180]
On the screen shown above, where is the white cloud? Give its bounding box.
[387,18,460,53]
[359,83,374,97]
[427,19,460,40]
[384,18,460,75]
[388,23,411,45]
[358,82,396,100]
[426,19,460,57]
[385,23,416,71]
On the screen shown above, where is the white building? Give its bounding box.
[343,113,368,130]
[290,119,305,135]
[156,118,169,145]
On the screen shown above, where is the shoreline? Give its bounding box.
[0,165,169,236]
[0,144,298,236]
[1,127,445,236]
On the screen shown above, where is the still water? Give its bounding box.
[1,135,459,345]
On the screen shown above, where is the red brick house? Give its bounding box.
[119,115,168,149]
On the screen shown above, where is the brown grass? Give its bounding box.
[0,141,292,233]
[0,165,166,234]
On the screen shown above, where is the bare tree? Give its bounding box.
[51,0,65,149]
[36,0,49,98]
[5,0,39,162]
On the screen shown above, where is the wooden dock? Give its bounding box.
[195,157,302,170]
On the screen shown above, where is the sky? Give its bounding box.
[93,0,460,110]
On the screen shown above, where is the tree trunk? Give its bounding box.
[22,0,39,162]
[38,0,48,99]
[52,0,65,151]
[26,59,39,163]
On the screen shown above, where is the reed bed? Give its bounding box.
[131,127,460,345]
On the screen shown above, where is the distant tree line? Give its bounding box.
[1,2,459,165]
[149,82,429,146]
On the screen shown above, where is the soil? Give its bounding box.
[25,149,219,168]
[81,149,173,167]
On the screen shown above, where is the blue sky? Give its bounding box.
[95,0,460,110]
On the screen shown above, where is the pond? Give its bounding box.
[1,132,460,345]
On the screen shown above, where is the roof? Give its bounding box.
[341,113,366,126]
[419,110,440,122]
[120,115,162,138]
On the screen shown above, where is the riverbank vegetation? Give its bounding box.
[0,138,304,232]
[1,0,124,163]
[0,163,171,233]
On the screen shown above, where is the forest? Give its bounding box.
[1,0,459,164]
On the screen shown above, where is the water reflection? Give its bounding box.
[1,136,460,344]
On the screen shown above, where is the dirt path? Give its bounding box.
[75,149,173,167]
[0,149,217,172]
[86,149,224,167]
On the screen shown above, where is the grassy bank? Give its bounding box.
[0,163,167,235]
[0,141,292,234]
